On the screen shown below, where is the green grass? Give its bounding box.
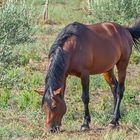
[0,0,140,139]
[48,0,88,24]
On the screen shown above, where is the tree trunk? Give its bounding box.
[44,0,49,24]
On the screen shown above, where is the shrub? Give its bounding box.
[0,0,34,45]
[0,0,34,68]
[89,0,140,24]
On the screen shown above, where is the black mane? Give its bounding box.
[42,22,89,108]
[48,22,89,58]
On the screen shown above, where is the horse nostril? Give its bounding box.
[48,128,56,133]
[55,125,60,132]
[48,126,60,133]
[51,106,57,112]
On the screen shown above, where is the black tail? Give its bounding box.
[127,21,140,51]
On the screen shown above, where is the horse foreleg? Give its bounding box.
[80,74,91,131]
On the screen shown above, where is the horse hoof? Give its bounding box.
[81,124,90,131]
[108,122,119,130]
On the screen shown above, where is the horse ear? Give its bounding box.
[34,87,45,96]
[53,88,62,96]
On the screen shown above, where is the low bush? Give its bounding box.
[89,0,140,24]
[0,0,34,68]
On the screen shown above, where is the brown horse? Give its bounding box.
[36,21,140,132]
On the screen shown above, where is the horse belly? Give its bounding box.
[89,50,120,74]
[89,61,116,74]
[67,44,120,76]
[68,55,118,76]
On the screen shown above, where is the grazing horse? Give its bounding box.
[36,21,140,132]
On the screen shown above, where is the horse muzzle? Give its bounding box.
[48,125,60,133]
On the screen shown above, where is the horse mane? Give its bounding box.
[42,47,65,108]
[48,22,89,58]
[42,22,89,108]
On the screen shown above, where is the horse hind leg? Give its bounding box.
[103,68,119,118]
[80,73,91,131]
[109,60,128,128]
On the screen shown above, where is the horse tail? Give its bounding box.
[127,21,140,51]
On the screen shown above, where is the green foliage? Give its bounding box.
[0,0,34,45]
[0,89,10,108]
[0,66,43,89]
[0,0,140,139]
[0,0,35,69]
[17,90,40,110]
[121,88,140,126]
[0,44,18,68]
[103,131,125,140]
[16,42,43,64]
[51,0,66,5]
[90,75,109,91]
[48,0,88,24]
[0,119,43,138]
[122,108,140,126]
[89,0,140,24]
[130,50,140,64]
[123,88,139,106]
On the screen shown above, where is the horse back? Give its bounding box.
[63,22,133,76]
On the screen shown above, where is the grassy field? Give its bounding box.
[0,0,140,139]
